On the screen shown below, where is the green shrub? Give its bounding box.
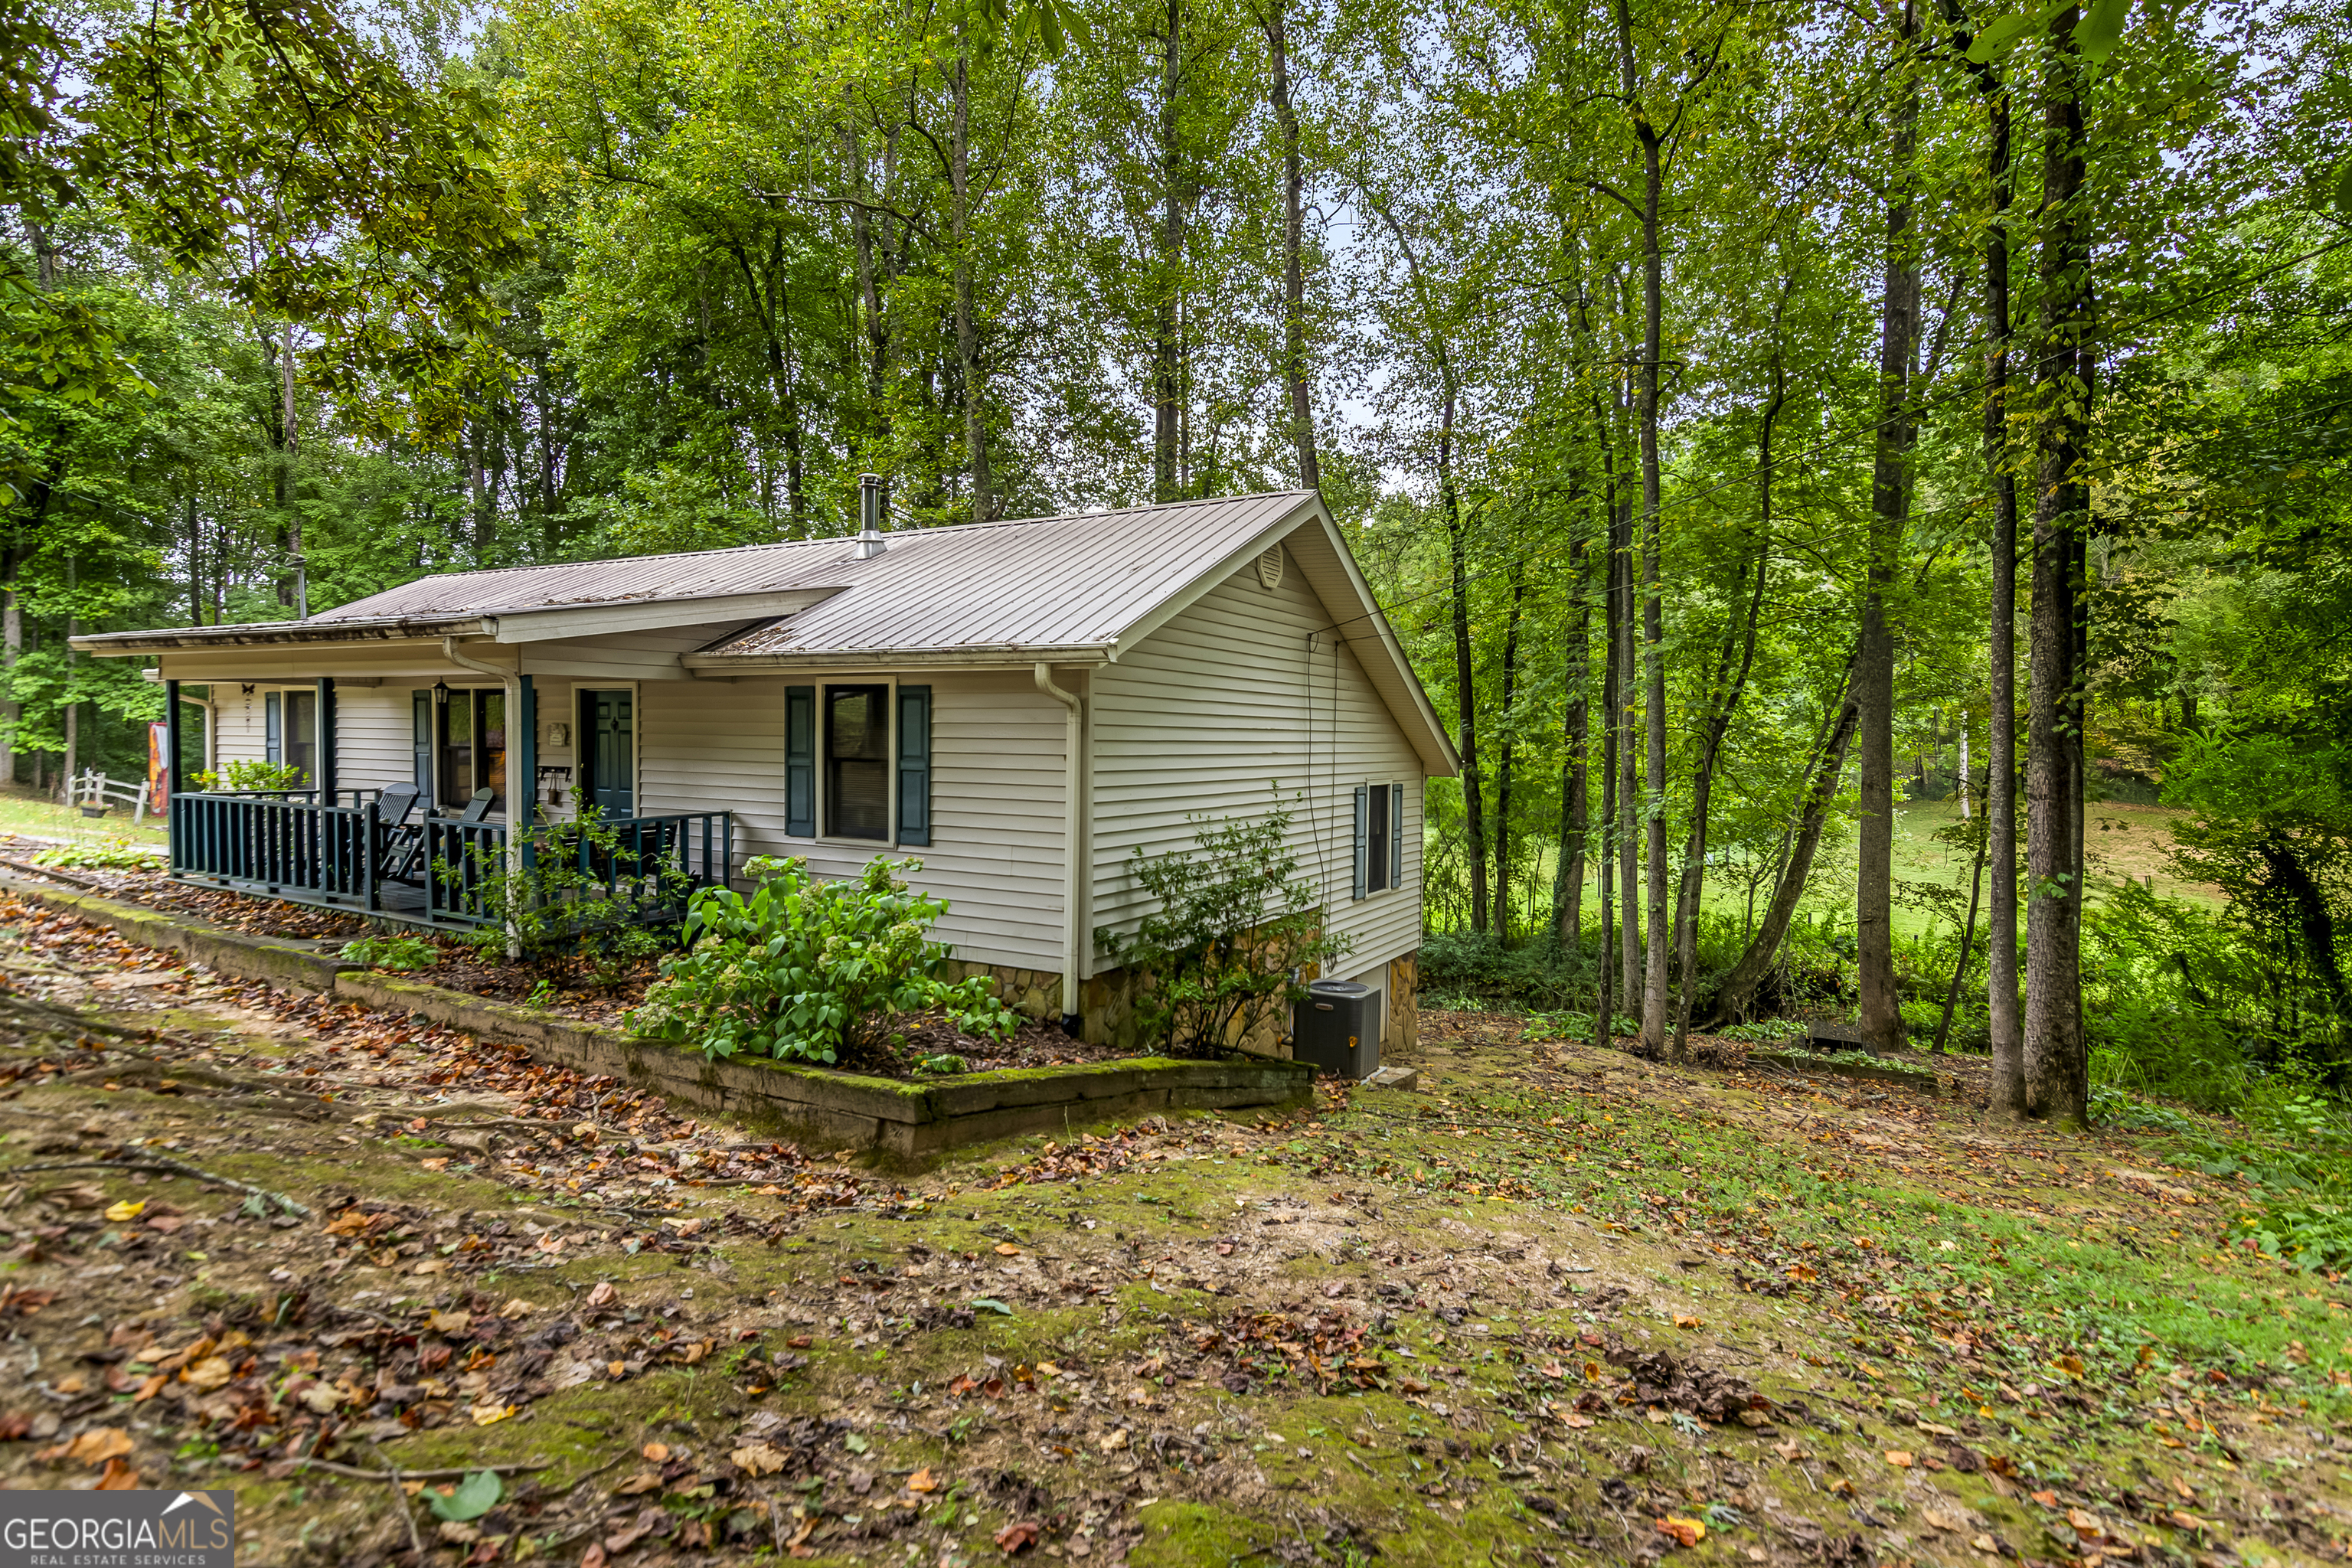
[338,933,439,971]
[1095,795,1351,1057]
[436,805,693,989]
[191,760,308,792]
[31,842,164,872]
[629,854,1015,1064]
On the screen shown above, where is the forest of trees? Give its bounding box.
[5,0,2349,1129]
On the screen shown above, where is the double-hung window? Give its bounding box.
[783,682,932,846]
[1353,779,1408,899]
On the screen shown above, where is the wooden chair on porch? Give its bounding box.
[373,785,424,884]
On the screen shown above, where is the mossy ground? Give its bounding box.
[0,892,2346,1568]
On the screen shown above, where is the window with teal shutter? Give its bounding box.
[1390,779,1406,890]
[784,686,815,837]
[264,692,281,764]
[896,685,931,846]
[1352,783,1369,900]
[412,690,434,808]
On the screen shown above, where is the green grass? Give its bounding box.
[0,784,168,847]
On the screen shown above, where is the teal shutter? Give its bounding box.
[1391,778,1406,890]
[413,690,434,807]
[264,692,281,764]
[1352,783,1368,900]
[784,686,815,837]
[896,684,932,847]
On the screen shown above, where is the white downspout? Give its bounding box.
[1034,662,1084,1036]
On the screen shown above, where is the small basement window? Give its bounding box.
[826,684,890,840]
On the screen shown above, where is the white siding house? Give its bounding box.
[77,490,1458,1050]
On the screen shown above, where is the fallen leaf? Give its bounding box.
[103,1200,145,1223]
[1563,1413,1596,1429]
[1658,1516,1707,1548]
[1772,1440,1806,1462]
[1884,1450,1913,1468]
[1917,1420,1959,1437]
[1971,1536,2000,1555]
[584,1282,617,1308]
[1922,1510,1962,1532]
[180,1358,232,1393]
[733,1444,786,1476]
[1672,1315,1704,1331]
[499,1298,532,1319]
[995,1243,1021,1256]
[2030,1490,2060,1507]
[2169,1475,2194,1500]
[995,1521,1041,1553]
[906,1468,942,1494]
[614,1472,663,1496]
[1099,1429,1130,1452]
[428,1310,470,1335]
[642,1442,670,1463]
[93,1457,142,1490]
[64,1429,134,1466]
[469,1403,515,1426]
[581,1547,608,1568]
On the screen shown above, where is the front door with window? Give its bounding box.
[581,690,633,818]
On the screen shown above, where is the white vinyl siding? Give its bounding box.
[1090,556,1424,976]
[637,670,1067,972]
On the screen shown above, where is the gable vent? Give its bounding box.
[1256,544,1285,591]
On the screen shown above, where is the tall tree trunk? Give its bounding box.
[1707,648,1865,1022]
[1594,498,1623,1050]
[1671,354,1780,1055]
[1152,0,1185,502]
[0,543,18,786]
[1263,0,1318,491]
[1442,384,1488,933]
[2024,8,2089,1126]
[1857,0,1921,1051]
[1614,0,1674,1054]
[1943,0,2027,1114]
[1616,493,1641,1010]
[949,49,995,523]
[1494,565,1526,942]
[1553,507,1593,949]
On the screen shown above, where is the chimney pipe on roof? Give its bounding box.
[854,473,887,559]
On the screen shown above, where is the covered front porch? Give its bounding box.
[149,648,736,931]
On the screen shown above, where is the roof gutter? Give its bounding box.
[682,645,1117,674]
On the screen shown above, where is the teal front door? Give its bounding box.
[583,690,632,817]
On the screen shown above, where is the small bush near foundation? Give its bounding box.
[629,854,1015,1064]
[338,933,439,971]
[1095,795,1351,1058]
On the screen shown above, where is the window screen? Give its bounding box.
[826,685,890,841]
[1367,783,1391,893]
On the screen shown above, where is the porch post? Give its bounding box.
[514,675,537,827]
[163,678,184,798]
[315,676,337,802]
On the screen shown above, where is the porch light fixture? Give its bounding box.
[433,679,450,701]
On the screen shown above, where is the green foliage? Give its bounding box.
[916,1053,972,1075]
[629,855,1014,1065]
[30,841,162,871]
[192,760,308,792]
[426,1470,501,1523]
[1095,797,1351,1059]
[436,806,691,987]
[337,933,439,971]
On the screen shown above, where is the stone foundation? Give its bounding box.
[942,949,1423,1060]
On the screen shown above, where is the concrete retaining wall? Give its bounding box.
[0,877,1315,1157]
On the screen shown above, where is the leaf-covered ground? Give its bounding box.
[0,890,2347,1568]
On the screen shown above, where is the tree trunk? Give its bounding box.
[1671,351,1780,1055]
[1263,0,1318,491]
[1152,0,1184,502]
[1494,565,1526,942]
[1857,0,1920,1052]
[1,543,18,785]
[949,48,995,523]
[1553,511,1592,949]
[1707,648,1865,1022]
[1616,494,1641,1010]
[1442,381,1488,933]
[2024,7,2089,1127]
[1594,499,1622,1050]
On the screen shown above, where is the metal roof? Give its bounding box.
[77,491,1315,655]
